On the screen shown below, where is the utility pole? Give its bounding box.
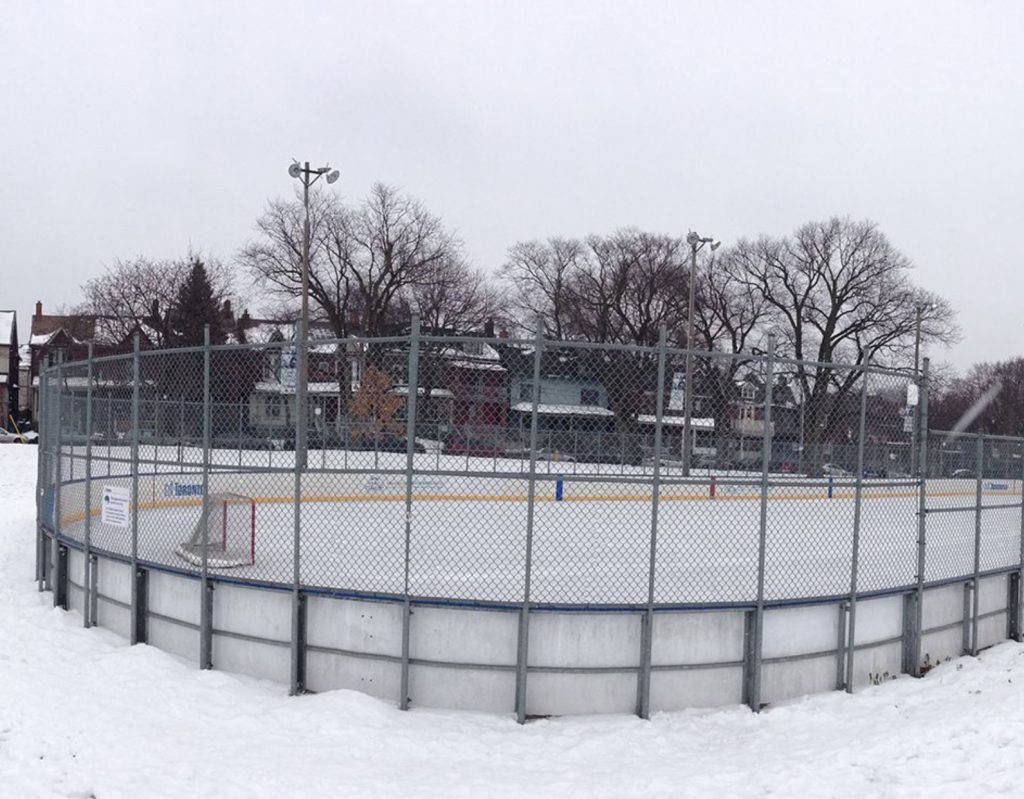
[681,231,719,476]
[288,160,339,469]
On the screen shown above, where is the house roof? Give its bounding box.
[511,402,614,417]
[253,380,344,396]
[0,311,15,346]
[29,313,97,345]
[637,414,715,430]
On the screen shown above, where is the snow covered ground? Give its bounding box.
[5,444,1024,797]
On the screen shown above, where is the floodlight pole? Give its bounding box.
[681,231,718,477]
[289,160,339,470]
[910,298,929,477]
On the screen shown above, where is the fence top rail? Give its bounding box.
[43,332,913,380]
[930,429,1024,446]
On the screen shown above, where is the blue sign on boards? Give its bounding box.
[163,481,204,498]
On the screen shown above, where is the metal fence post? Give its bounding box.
[400,314,421,711]
[83,343,94,627]
[515,322,544,724]
[844,359,870,691]
[289,334,306,695]
[53,354,63,545]
[911,358,930,675]
[238,397,244,469]
[637,324,667,719]
[971,433,984,655]
[36,368,47,590]
[50,354,67,606]
[746,333,774,712]
[200,326,213,669]
[1016,436,1024,642]
[129,334,143,645]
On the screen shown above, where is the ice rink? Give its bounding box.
[58,466,1024,605]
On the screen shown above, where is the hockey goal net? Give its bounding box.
[176,492,256,568]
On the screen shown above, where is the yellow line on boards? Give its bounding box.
[59,488,1023,526]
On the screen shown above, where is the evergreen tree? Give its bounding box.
[169,258,227,345]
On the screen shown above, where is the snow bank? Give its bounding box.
[4,445,1024,797]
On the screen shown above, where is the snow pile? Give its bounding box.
[3,445,1024,797]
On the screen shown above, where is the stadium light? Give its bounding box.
[288,160,340,469]
[681,231,720,476]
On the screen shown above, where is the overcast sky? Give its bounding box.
[2,1,1021,369]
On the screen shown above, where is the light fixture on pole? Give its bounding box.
[681,231,720,477]
[289,159,340,470]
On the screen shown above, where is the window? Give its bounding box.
[580,388,600,406]
[265,395,282,418]
[741,383,756,401]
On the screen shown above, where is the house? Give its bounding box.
[0,311,18,428]
[492,343,619,461]
[26,302,100,421]
[246,323,343,437]
[438,339,507,432]
[728,371,801,466]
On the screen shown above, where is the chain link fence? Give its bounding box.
[38,325,1024,608]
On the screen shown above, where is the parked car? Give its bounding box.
[821,463,852,477]
[445,433,503,457]
[0,428,38,444]
[352,432,425,453]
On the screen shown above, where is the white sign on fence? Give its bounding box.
[101,486,130,528]
[668,372,686,411]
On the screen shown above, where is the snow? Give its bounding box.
[0,310,14,346]
[510,401,615,416]
[636,413,715,429]
[6,445,1024,796]
[29,331,58,346]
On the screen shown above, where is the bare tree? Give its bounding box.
[240,182,472,338]
[237,191,353,335]
[501,237,583,338]
[411,255,507,335]
[502,229,688,344]
[689,247,774,457]
[730,217,959,473]
[80,254,233,347]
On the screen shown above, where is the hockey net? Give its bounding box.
[176,492,256,568]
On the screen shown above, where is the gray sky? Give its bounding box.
[2,1,1021,370]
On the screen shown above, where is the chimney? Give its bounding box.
[484,318,495,338]
[35,301,42,317]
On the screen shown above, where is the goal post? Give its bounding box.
[176,492,256,568]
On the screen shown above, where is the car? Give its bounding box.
[356,432,426,454]
[821,463,852,477]
[0,428,38,444]
[444,433,503,457]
